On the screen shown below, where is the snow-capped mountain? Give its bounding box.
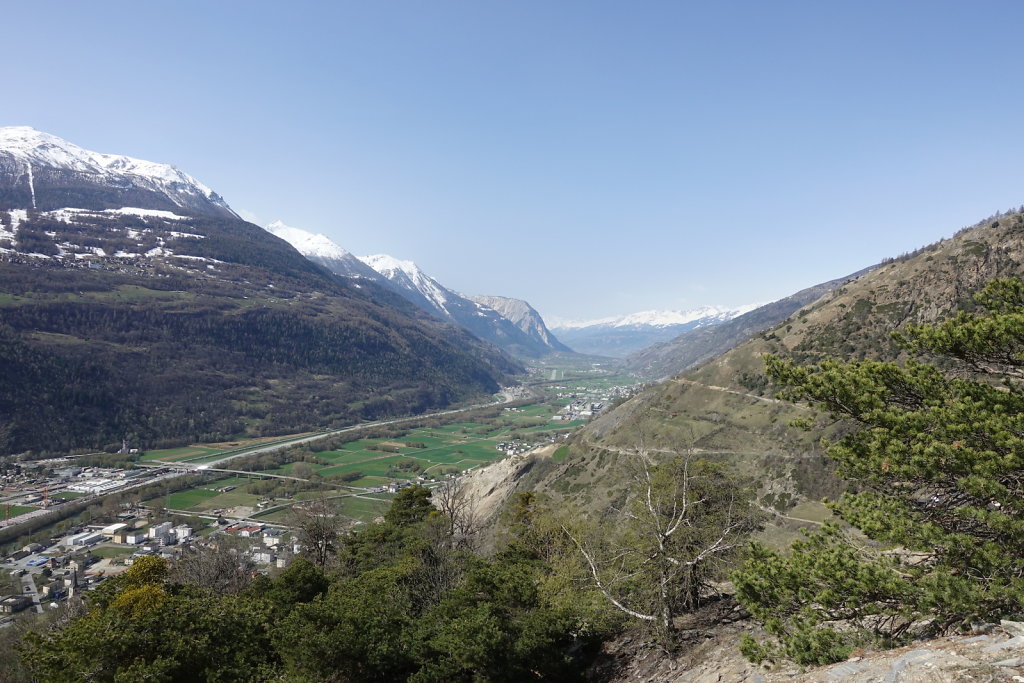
[0,126,236,218]
[264,221,567,358]
[265,220,382,282]
[550,305,759,358]
[0,129,521,453]
[552,305,759,330]
[355,254,566,357]
[358,253,466,318]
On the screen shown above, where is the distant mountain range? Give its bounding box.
[265,221,569,358]
[549,305,758,358]
[0,127,520,453]
[620,270,875,379]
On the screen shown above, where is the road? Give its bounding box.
[19,572,43,613]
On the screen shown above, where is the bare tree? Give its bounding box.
[431,478,480,550]
[564,447,761,646]
[290,494,343,570]
[172,535,255,594]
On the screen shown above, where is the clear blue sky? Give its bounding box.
[5,1,1024,321]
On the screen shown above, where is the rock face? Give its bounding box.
[471,295,571,354]
[594,619,1024,682]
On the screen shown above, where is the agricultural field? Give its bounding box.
[144,371,638,527]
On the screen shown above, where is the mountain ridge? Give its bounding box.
[266,221,569,358]
[0,130,521,453]
[550,305,757,358]
[0,127,236,219]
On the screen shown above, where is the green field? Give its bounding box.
[3,505,36,519]
[255,494,390,524]
[202,476,256,489]
[142,377,627,526]
[166,489,220,509]
[53,491,86,500]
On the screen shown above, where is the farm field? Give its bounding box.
[149,371,640,527]
[166,489,220,510]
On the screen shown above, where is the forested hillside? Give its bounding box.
[0,208,520,454]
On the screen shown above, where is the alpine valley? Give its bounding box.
[9,126,1024,682]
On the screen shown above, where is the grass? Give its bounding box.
[166,489,220,510]
[192,490,261,510]
[786,501,834,524]
[201,476,255,489]
[53,491,86,500]
[336,495,390,523]
[3,505,36,519]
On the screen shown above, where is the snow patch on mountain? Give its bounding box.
[265,220,351,260]
[0,126,234,215]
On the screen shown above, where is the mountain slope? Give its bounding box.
[0,130,520,454]
[263,221,566,358]
[501,210,1024,533]
[622,269,875,379]
[265,220,384,282]
[551,306,756,358]
[358,254,567,358]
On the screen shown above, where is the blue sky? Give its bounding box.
[5,1,1024,321]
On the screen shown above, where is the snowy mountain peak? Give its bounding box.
[0,127,212,195]
[359,253,421,279]
[265,220,351,260]
[358,254,451,313]
[0,126,234,216]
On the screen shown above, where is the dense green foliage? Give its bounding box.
[734,278,1024,665]
[17,487,605,682]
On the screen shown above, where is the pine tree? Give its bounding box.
[734,278,1024,665]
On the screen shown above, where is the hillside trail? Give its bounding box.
[668,377,808,408]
